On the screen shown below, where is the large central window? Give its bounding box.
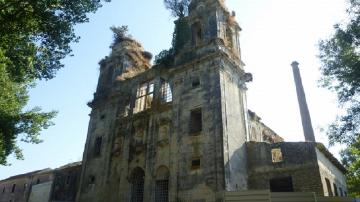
[134,81,154,113]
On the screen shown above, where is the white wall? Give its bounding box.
[316,148,347,196]
[28,181,53,202]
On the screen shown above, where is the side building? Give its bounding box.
[0,162,81,202]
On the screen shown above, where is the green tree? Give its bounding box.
[0,0,109,165]
[341,137,360,197]
[319,0,360,196]
[163,0,191,18]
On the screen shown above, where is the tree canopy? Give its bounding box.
[163,0,191,18]
[0,0,110,165]
[319,0,360,146]
[319,0,360,196]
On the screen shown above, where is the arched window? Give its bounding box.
[155,166,169,202]
[191,22,202,46]
[130,167,145,202]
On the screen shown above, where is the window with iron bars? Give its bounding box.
[155,180,169,202]
[130,170,145,202]
[134,81,154,113]
[160,80,172,103]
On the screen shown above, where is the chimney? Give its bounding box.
[291,61,316,142]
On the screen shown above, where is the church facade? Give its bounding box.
[0,1,349,202]
[63,0,347,202]
[75,0,347,202]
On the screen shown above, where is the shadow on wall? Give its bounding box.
[224,143,248,191]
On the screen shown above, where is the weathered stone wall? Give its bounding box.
[0,169,53,202]
[248,110,283,143]
[247,142,324,195]
[76,0,250,201]
[50,162,82,202]
[0,176,30,202]
[316,148,348,196]
[219,59,248,191]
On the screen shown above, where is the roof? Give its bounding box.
[316,143,347,174]
[56,161,82,170]
[1,168,52,181]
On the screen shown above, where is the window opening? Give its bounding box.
[2,186,5,193]
[94,136,103,157]
[87,175,96,190]
[89,175,95,184]
[339,187,343,196]
[191,158,201,170]
[134,81,154,113]
[325,178,333,196]
[66,175,71,185]
[160,79,172,103]
[155,166,169,202]
[130,168,145,202]
[11,184,16,193]
[23,183,27,190]
[190,108,202,134]
[36,179,40,184]
[271,148,283,163]
[191,22,202,46]
[333,183,338,196]
[270,177,294,192]
[192,77,200,88]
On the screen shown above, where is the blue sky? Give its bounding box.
[0,0,348,179]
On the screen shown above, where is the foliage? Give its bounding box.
[163,0,191,18]
[0,0,109,165]
[154,48,174,66]
[172,18,191,54]
[319,0,360,196]
[341,137,360,197]
[0,0,110,82]
[110,25,132,48]
[319,0,360,146]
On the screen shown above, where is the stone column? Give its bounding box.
[291,61,316,142]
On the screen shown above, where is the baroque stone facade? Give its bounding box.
[75,0,347,202]
[77,1,250,201]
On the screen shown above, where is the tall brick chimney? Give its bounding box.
[291,61,316,142]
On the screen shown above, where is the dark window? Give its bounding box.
[344,191,347,196]
[100,114,105,120]
[36,179,40,184]
[191,22,202,46]
[94,136,103,157]
[2,186,5,193]
[89,175,95,185]
[66,175,71,185]
[23,183,27,190]
[155,180,169,202]
[339,187,343,197]
[270,177,294,192]
[333,183,338,196]
[130,168,145,202]
[190,108,202,134]
[11,184,16,193]
[325,178,333,196]
[192,77,200,88]
[191,159,201,170]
